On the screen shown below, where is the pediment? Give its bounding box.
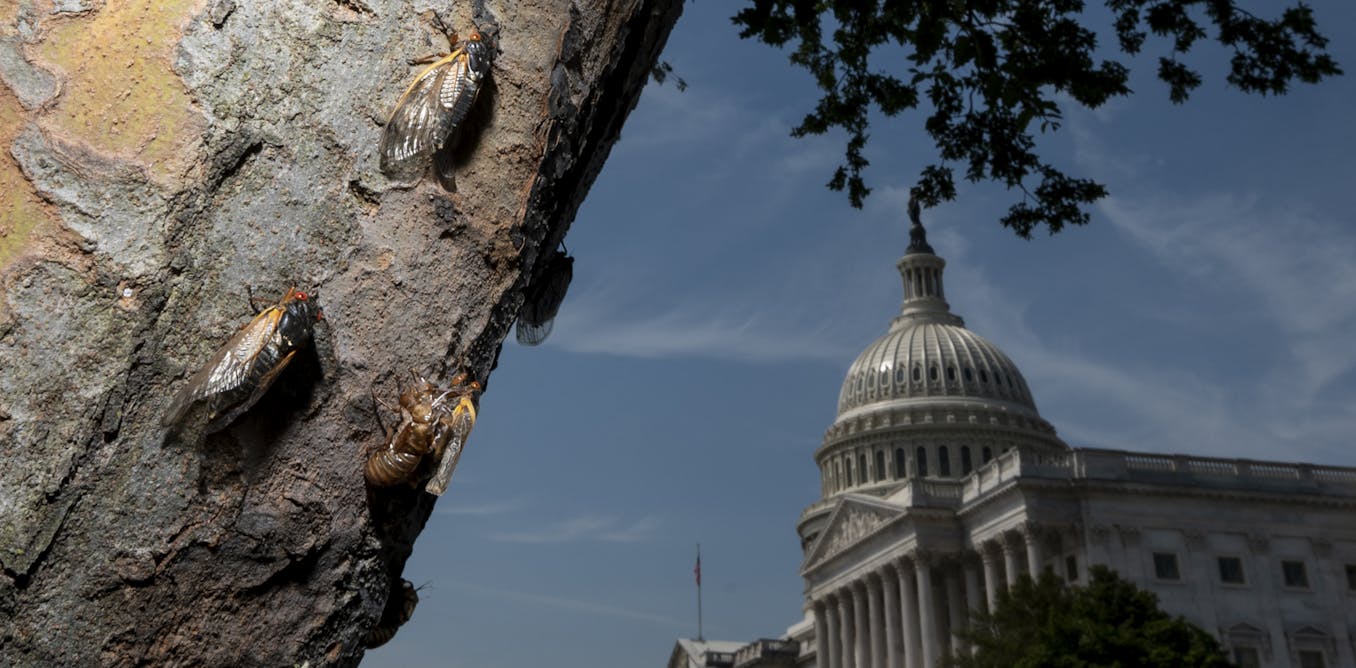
[802,495,903,573]
[1226,622,1266,637]
[1290,625,1330,639]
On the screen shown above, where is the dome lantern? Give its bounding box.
[893,197,962,328]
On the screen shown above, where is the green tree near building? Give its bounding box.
[945,566,1233,668]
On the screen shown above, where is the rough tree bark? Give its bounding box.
[0,0,682,664]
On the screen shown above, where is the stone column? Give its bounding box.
[914,553,939,668]
[897,559,923,668]
[980,544,1001,612]
[881,565,903,668]
[945,562,964,656]
[839,589,856,668]
[814,599,831,668]
[963,557,982,619]
[1023,522,1044,578]
[867,575,886,668]
[1002,533,1023,589]
[853,581,869,668]
[825,594,842,668]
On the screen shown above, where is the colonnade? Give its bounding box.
[812,527,1057,668]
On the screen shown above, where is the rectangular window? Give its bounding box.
[1153,552,1181,581]
[1233,647,1260,668]
[1282,560,1309,588]
[1345,564,1356,591]
[1299,650,1326,668]
[1217,556,1245,584]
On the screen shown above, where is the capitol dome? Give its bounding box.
[837,320,1039,419]
[798,202,1068,550]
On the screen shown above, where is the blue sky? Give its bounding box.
[366,2,1356,666]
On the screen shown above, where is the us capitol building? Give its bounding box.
[668,207,1356,668]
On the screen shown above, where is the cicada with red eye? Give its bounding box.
[365,369,481,496]
[515,246,573,346]
[379,28,493,184]
[163,287,322,432]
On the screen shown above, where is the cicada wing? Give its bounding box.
[515,252,573,346]
[424,396,476,496]
[162,308,283,427]
[204,349,297,432]
[514,319,554,346]
[378,52,461,183]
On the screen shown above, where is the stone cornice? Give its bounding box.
[1071,479,1356,509]
[817,417,1063,459]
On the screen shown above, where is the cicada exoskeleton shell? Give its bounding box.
[364,370,481,494]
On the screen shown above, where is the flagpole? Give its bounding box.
[695,542,704,642]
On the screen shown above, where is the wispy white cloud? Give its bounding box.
[491,515,661,544]
[433,497,529,517]
[1099,194,1356,398]
[929,179,1356,461]
[445,580,688,628]
[937,243,1240,454]
[546,295,856,363]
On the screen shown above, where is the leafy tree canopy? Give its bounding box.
[945,566,1233,667]
[733,0,1342,237]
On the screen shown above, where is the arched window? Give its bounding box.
[836,460,844,489]
[875,450,886,482]
[961,446,973,475]
[894,448,906,479]
[894,366,906,385]
[845,458,853,487]
[858,453,868,483]
[916,447,928,477]
[939,446,951,477]
[982,446,993,464]
[929,365,939,381]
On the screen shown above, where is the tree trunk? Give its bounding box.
[0,0,681,664]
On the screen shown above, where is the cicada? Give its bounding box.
[515,246,573,346]
[364,578,419,649]
[365,369,481,496]
[163,287,322,432]
[378,28,493,184]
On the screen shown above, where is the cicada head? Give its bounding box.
[462,29,493,74]
[276,289,321,347]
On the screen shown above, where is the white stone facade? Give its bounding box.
[795,447,1356,668]
[785,211,1356,668]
